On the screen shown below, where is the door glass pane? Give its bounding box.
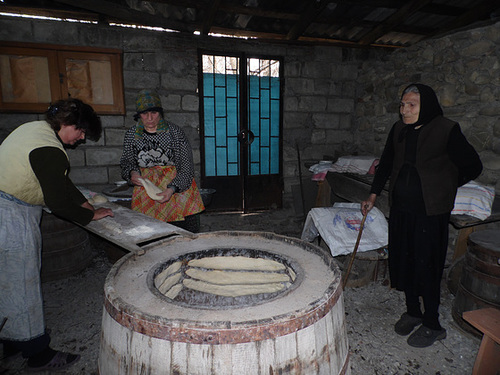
[202,55,240,177]
[247,58,280,175]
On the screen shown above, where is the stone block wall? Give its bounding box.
[0,15,498,210]
[0,16,365,208]
[354,21,500,191]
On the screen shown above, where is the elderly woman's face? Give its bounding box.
[400,92,420,124]
[140,111,161,132]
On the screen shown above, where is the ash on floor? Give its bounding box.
[1,208,480,374]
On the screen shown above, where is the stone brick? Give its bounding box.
[87,148,123,166]
[32,21,79,45]
[164,95,182,111]
[302,62,332,78]
[311,129,326,144]
[105,128,128,146]
[312,113,340,129]
[284,61,301,77]
[67,149,85,167]
[123,52,158,71]
[165,113,199,129]
[161,74,198,92]
[182,95,199,111]
[298,96,327,112]
[327,98,354,113]
[69,167,109,185]
[108,166,124,183]
[124,71,160,89]
[101,116,125,128]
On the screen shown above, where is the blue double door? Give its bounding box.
[199,52,283,212]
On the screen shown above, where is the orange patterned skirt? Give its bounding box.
[131,165,205,222]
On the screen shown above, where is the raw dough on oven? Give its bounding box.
[183,278,286,297]
[185,268,290,285]
[187,256,286,272]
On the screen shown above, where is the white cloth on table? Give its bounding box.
[309,156,378,176]
[451,180,495,220]
[301,202,388,257]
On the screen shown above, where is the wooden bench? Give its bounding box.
[325,172,500,260]
[462,308,500,375]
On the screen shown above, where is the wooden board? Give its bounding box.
[82,202,194,255]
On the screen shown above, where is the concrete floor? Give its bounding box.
[1,207,480,374]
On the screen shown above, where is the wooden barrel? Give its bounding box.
[40,211,93,282]
[451,229,500,337]
[99,231,350,375]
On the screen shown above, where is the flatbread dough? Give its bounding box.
[188,256,286,272]
[155,261,183,287]
[139,177,163,201]
[157,272,182,294]
[165,283,183,299]
[185,268,290,285]
[183,278,286,297]
[88,194,108,205]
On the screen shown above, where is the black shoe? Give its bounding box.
[26,351,80,372]
[407,325,446,348]
[394,313,423,336]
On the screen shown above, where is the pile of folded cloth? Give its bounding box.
[309,156,379,181]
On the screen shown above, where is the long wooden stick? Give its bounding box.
[342,211,368,289]
[0,317,7,333]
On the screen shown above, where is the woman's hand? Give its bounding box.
[130,171,142,186]
[81,200,114,220]
[361,193,377,216]
[156,187,176,204]
[92,207,114,220]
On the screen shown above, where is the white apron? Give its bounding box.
[0,191,45,341]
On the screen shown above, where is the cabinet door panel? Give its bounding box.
[59,51,124,114]
[0,47,60,112]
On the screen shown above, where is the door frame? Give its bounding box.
[198,50,284,212]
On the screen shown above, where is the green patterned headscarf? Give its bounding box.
[134,89,168,137]
[136,89,162,113]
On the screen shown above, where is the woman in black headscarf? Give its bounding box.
[361,83,482,348]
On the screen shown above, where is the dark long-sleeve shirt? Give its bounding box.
[30,147,93,225]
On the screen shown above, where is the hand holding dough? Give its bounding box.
[138,177,163,201]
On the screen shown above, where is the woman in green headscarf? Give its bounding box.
[120,89,204,232]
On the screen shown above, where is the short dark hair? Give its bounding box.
[45,98,102,141]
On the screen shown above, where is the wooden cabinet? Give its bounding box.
[0,42,125,114]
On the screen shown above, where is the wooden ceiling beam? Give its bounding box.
[0,5,98,21]
[52,0,196,32]
[357,0,433,45]
[286,0,332,41]
[201,0,222,35]
[146,0,300,21]
[433,0,500,36]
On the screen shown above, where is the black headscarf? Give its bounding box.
[401,83,443,126]
[398,83,444,142]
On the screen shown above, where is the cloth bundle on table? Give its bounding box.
[309,156,379,181]
[451,180,495,220]
[301,202,388,257]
